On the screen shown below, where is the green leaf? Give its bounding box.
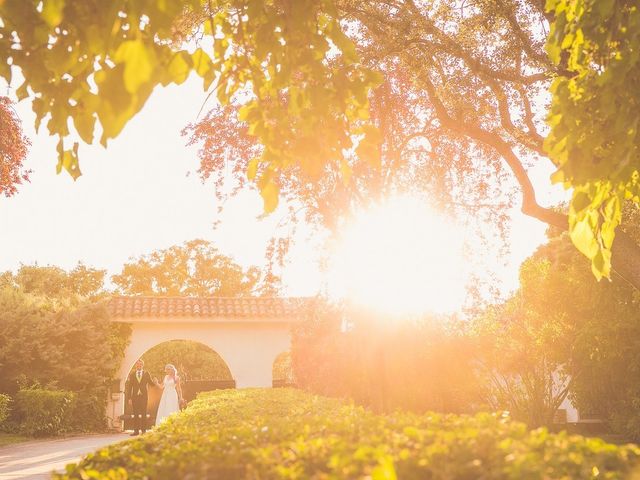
[56,142,82,180]
[41,0,65,28]
[247,158,259,181]
[569,213,599,258]
[591,248,611,280]
[94,66,137,144]
[371,457,397,480]
[260,180,280,214]
[192,48,213,78]
[16,82,29,101]
[166,51,192,85]
[113,40,157,94]
[73,111,96,144]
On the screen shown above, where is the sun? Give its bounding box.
[327,195,469,316]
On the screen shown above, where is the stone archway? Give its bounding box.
[108,296,308,429]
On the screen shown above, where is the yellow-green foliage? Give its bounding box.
[0,394,10,428]
[14,388,76,436]
[545,0,640,279]
[56,389,640,479]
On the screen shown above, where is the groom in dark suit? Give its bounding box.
[126,359,153,435]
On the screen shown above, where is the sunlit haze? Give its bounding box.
[0,75,566,304]
[328,196,469,315]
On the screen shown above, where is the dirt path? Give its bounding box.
[0,433,129,480]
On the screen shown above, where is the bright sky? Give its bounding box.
[0,74,568,305]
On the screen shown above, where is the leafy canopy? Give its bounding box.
[0,0,380,212]
[5,0,640,285]
[140,340,233,382]
[111,239,276,296]
[546,0,640,279]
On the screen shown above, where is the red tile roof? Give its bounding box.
[108,296,311,319]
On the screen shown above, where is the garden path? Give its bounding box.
[0,433,128,479]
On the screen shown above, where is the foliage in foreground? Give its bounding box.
[546,0,640,279]
[56,389,640,480]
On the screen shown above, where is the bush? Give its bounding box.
[55,389,640,479]
[0,290,129,398]
[0,393,10,429]
[14,388,76,436]
[68,389,108,432]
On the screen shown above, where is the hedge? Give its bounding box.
[0,393,10,428]
[14,388,76,436]
[55,389,640,479]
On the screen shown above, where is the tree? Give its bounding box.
[3,1,640,287]
[0,264,130,431]
[474,258,577,427]
[0,288,130,429]
[4,263,106,300]
[531,215,640,440]
[0,96,30,196]
[476,203,640,431]
[112,239,278,296]
[0,0,379,207]
[140,340,232,382]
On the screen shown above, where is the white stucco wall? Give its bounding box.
[107,316,295,429]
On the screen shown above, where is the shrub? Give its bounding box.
[0,393,10,429]
[0,289,130,432]
[14,388,76,436]
[68,389,108,432]
[55,389,640,479]
[0,292,130,399]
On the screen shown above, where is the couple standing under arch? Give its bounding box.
[127,358,184,435]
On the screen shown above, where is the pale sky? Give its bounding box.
[0,74,567,303]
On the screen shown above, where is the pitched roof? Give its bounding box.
[108,296,311,319]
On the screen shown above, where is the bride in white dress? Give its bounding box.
[155,364,184,425]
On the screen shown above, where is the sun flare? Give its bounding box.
[328,196,469,316]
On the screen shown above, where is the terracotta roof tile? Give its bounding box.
[108,296,310,319]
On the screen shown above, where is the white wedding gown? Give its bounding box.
[155,376,180,425]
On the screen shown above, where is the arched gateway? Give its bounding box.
[107,296,308,429]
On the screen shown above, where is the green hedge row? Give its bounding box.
[0,393,10,428]
[13,388,77,436]
[0,388,111,436]
[56,389,639,479]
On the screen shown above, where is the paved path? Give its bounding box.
[0,433,129,480]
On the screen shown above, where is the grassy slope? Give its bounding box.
[55,388,640,479]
